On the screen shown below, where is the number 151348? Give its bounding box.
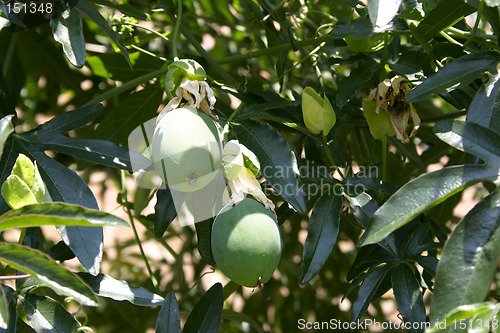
[6,1,53,14]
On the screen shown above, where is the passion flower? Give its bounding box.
[211,198,282,287]
[151,106,222,192]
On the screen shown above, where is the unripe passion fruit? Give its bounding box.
[151,106,222,192]
[211,198,282,287]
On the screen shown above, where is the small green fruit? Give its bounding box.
[151,106,222,192]
[211,198,282,287]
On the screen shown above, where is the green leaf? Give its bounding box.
[351,264,391,322]
[0,3,26,28]
[195,218,216,266]
[32,151,103,276]
[77,273,164,306]
[91,0,148,20]
[467,72,500,132]
[344,192,379,228]
[1,175,38,210]
[47,241,75,263]
[336,60,378,107]
[0,285,16,332]
[427,302,499,333]
[95,85,163,146]
[0,243,97,306]
[183,283,223,333]
[417,0,475,41]
[367,0,402,32]
[0,285,7,330]
[358,165,488,246]
[0,115,14,159]
[231,120,307,213]
[329,18,374,38]
[32,104,102,136]
[75,0,131,66]
[434,120,500,166]
[155,292,181,333]
[406,51,500,102]
[298,193,342,284]
[392,264,426,333]
[430,189,500,324]
[50,8,86,68]
[154,188,177,238]
[0,202,128,231]
[20,294,81,332]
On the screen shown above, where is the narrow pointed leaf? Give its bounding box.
[427,302,499,333]
[368,0,402,32]
[50,8,86,68]
[358,165,489,246]
[183,283,223,333]
[155,292,181,333]
[154,188,177,238]
[430,189,500,324]
[406,51,499,102]
[0,285,16,333]
[351,265,391,322]
[0,115,14,159]
[21,294,81,332]
[232,120,307,213]
[77,273,164,306]
[32,151,103,276]
[75,0,130,66]
[32,104,103,136]
[392,264,426,332]
[0,286,7,330]
[0,202,128,231]
[0,243,97,306]
[467,72,500,131]
[195,218,216,266]
[299,193,342,284]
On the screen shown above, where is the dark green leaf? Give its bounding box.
[434,120,500,165]
[0,3,26,28]
[0,202,128,231]
[154,188,177,238]
[32,104,103,136]
[50,8,86,68]
[417,0,475,41]
[77,273,164,306]
[344,192,378,228]
[91,0,148,20]
[0,243,97,306]
[414,256,438,277]
[329,18,374,38]
[0,115,14,159]
[95,85,163,146]
[21,294,81,332]
[358,165,488,246]
[0,285,7,330]
[467,72,500,132]
[392,264,426,332]
[75,0,131,66]
[430,189,500,324]
[32,151,103,276]
[336,59,378,107]
[406,51,499,102]
[155,292,181,333]
[351,264,391,322]
[195,218,215,266]
[232,120,307,213]
[47,241,75,263]
[0,285,16,333]
[183,283,223,333]
[299,193,342,284]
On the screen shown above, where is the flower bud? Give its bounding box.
[302,87,336,135]
[1,154,46,209]
[164,59,207,97]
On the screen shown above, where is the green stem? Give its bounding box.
[408,23,433,55]
[131,45,167,61]
[216,34,333,64]
[115,22,170,43]
[172,0,183,60]
[382,135,388,183]
[18,228,26,245]
[81,67,168,107]
[322,133,345,180]
[463,0,484,49]
[120,170,160,293]
[380,32,390,81]
[439,31,463,46]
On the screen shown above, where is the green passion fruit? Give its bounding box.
[211,198,282,287]
[151,106,222,192]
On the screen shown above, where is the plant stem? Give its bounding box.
[322,133,345,180]
[463,0,484,50]
[172,0,183,60]
[216,34,333,64]
[120,170,160,293]
[81,67,168,107]
[408,23,433,55]
[0,274,31,280]
[117,22,170,43]
[382,135,388,183]
[2,33,18,77]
